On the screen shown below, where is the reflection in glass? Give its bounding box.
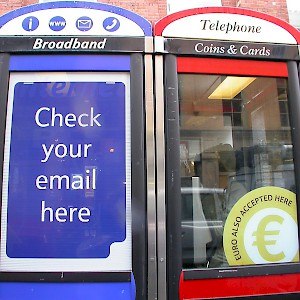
[179,74,297,269]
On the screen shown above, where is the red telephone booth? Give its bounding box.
[154,7,300,300]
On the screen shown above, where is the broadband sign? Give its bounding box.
[0,72,131,272]
[0,1,152,52]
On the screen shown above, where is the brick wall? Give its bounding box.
[0,0,37,18]
[222,0,239,7]
[103,0,167,22]
[222,0,289,22]
[100,0,289,22]
[0,0,289,23]
[0,0,24,17]
[0,0,167,23]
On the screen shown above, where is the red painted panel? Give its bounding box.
[177,57,288,77]
[180,272,300,299]
[154,7,300,43]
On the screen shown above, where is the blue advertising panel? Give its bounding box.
[1,72,131,272]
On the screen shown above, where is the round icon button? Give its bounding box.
[22,16,39,32]
[103,17,120,32]
[49,16,66,32]
[76,16,93,32]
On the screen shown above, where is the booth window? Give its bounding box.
[179,69,298,269]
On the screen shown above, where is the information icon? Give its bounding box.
[22,16,39,32]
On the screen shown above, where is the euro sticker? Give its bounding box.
[223,187,299,266]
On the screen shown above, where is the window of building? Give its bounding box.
[287,0,300,29]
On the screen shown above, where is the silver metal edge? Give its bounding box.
[155,54,167,300]
[145,53,158,300]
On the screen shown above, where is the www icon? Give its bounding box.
[49,16,66,31]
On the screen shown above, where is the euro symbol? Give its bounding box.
[252,215,285,262]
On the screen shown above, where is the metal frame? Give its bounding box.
[145,52,158,300]
[287,61,300,256]
[158,54,300,300]
[175,57,300,279]
[163,54,182,300]
[0,54,148,300]
[155,54,167,300]
[0,54,9,187]
[130,53,147,300]
[154,52,188,300]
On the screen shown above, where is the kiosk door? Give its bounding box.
[176,57,300,299]
[0,54,146,300]
[161,56,300,300]
[154,7,300,300]
[0,2,152,299]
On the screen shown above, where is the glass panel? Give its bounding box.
[179,74,298,269]
[1,72,131,272]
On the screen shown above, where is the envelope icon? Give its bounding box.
[77,18,92,30]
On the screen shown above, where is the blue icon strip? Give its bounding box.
[0,1,152,36]
[9,55,131,71]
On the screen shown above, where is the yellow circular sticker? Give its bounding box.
[223,186,299,266]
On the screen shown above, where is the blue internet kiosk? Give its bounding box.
[0,1,152,299]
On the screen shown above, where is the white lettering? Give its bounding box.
[35,107,50,127]
[35,107,101,128]
[41,144,54,163]
[41,143,92,163]
[55,144,68,158]
[78,113,89,127]
[36,168,96,190]
[78,208,91,223]
[200,19,261,34]
[32,38,107,50]
[240,45,271,56]
[41,200,53,222]
[33,38,43,49]
[195,42,225,54]
[41,201,91,223]
[36,175,48,190]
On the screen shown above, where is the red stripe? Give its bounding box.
[180,272,300,299]
[177,57,288,77]
[154,7,300,43]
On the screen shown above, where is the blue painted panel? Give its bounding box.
[0,281,135,300]
[9,55,131,71]
[7,80,126,259]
